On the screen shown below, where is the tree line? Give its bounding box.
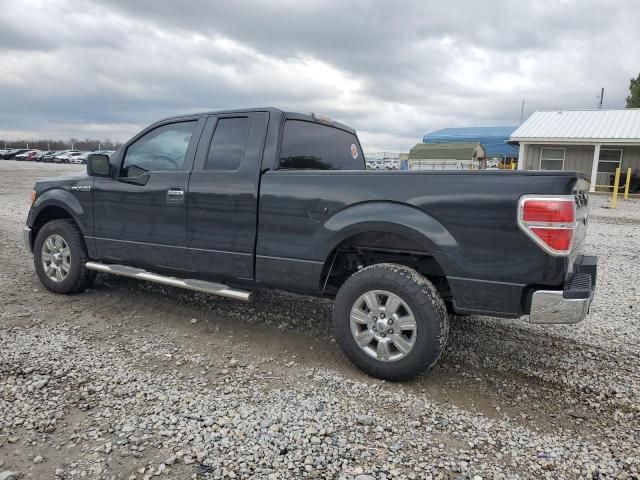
[0,138,123,151]
[627,72,640,108]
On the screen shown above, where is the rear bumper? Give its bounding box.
[529,255,597,324]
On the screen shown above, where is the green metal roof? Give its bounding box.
[408,142,481,160]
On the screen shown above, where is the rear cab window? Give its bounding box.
[279,120,364,170]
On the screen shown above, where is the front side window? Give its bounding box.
[122,121,196,177]
[205,117,250,171]
[539,147,565,171]
[279,120,364,170]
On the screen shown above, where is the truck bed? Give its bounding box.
[256,169,589,316]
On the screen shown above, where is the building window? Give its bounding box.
[539,148,565,170]
[597,149,623,174]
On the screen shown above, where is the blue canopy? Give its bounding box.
[423,126,519,158]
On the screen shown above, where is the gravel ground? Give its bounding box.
[1,160,639,480]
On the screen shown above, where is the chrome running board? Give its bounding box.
[85,261,252,302]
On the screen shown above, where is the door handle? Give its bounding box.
[167,188,185,203]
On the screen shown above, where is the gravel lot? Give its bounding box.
[1,161,639,480]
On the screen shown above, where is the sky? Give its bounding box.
[0,0,638,151]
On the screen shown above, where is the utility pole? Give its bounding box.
[598,87,604,109]
[520,100,525,124]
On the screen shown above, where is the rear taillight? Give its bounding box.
[518,196,576,256]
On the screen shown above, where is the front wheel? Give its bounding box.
[333,263,449,381]
[33,219,96,294]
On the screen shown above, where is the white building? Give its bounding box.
[511,109,640,192]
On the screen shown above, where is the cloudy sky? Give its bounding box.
[0,0,638,151]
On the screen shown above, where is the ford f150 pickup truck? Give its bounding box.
[23,108,597,380]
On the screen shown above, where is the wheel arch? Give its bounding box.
[318,202,457,296]
[28,193,86,249]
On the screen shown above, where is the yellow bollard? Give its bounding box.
[611,167,621,209]
[624,167,631,200]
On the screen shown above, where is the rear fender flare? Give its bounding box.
[316,201,459,273]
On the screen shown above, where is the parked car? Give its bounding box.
[53,151,82,163]
[386,159,400,170]
[1,148,28,160]
[93,150,115,157]
[23,108,598,381]
[42,151,67,162]
[15,150,41,161]
[37,151,55,162]
[80,151,115,164]
[69,152,89,164]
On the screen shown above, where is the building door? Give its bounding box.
[596,149,623,186]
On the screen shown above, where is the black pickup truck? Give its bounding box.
[23,108,597,380]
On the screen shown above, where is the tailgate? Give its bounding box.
[568,178,590,276]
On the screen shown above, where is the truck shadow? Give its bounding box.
[93,273,638,436]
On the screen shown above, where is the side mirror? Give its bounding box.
[87,154,111,177]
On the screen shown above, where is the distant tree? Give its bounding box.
[627,72,640,108]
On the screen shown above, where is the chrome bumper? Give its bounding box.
[529,290,592,324]
[529,256,597,325]
[23,226,32,251]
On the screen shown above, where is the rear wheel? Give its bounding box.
[33,219,96,294]
[333,263,449,381]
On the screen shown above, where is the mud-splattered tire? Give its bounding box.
[33,219,96,294]
[333,263,449,381]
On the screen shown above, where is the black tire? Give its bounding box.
[33,219,96,294]
[333,263,449,381]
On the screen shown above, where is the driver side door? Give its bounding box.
[92,117,204,272]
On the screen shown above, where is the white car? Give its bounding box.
[93,150,115,157]
[386,159,400,170]
[69,152,88,164]
[54,151,82,164]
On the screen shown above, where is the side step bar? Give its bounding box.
[85,262,252,302]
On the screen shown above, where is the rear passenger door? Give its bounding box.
[187,112,269,281]
[255,119,365,293]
